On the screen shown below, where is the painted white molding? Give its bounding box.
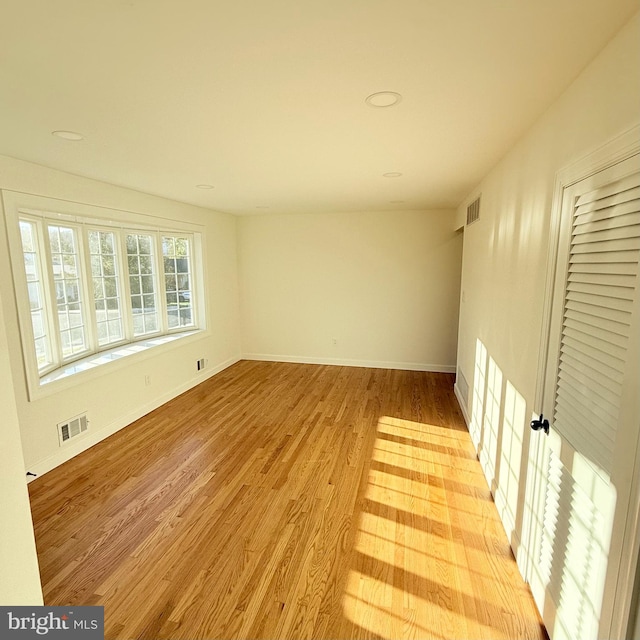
[26,355,241,480]
[242,352,456,374]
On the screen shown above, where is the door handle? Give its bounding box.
[530,413,550,435]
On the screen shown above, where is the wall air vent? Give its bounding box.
[57,413,88,446]
[466,197,481,225]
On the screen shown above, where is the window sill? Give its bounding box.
[29,330,204,400]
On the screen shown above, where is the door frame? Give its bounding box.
[532,123,640,639]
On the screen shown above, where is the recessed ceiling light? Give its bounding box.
[52,130,84,141]
[196,184,215,189]
[365,92,402,108]
[383,172,403,178]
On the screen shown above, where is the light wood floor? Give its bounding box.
[29,361,547,640]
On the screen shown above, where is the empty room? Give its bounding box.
[1,1,640,639]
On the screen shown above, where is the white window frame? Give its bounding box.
[3,191,207,401]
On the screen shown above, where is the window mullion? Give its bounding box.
[80,227,99,353]
[154,232,168,333]
[118,231,135,341]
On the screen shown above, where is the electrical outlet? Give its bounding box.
[197,358,206,371]
[332,338,337,345]
[144,375,151,386]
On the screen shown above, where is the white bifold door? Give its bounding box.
[529,152,640,640]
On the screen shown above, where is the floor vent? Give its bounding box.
[466,197,481,225]
[58,413,88,446]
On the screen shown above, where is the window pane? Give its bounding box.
[175,238,188,256]
[65,280,80,304]
[162,237,174,255]
[144,314,158,332]
[132,315,144,335]
[49,224,88,359]
[129,275,140,295]
[89,231,100,254]
[139,255,153,274]
[49,227,60,254]
[104,277,117,297]
[164,257,176,274]
[177,274,190,291]
[165,274,176,291]
[126,234,137,253]
[31,310,45,340]
[27,282,41,310]
[141,275,154,294]
[23,252,37,280]
[91,255,102,277]
[34,337,48,364]
[108,319,123,341]
[138,235,151,255]
[126,233,158,336]
[19,220,53,371]
[93,279,105,299]
[58,310,69,331]
[97,322,108,344]
[20,222,35,253]
[103,258,115,277]
[101,233,114,254]
[162,235,194,329]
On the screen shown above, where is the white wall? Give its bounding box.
[0,287,43,604]
[456,13,640,400]
[454,7,640,628]
[238,209,462,371]
[0,155,241,475]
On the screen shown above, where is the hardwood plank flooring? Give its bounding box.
[28,361,547,640]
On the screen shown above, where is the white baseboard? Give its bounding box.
[453,381,470,426]
[26,355,241,481]
[242,352,456,374]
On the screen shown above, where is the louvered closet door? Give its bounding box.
[528,153,640,640]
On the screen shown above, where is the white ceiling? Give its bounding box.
[0,1,637,215]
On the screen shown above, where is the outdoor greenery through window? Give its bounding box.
[18,216,197,377]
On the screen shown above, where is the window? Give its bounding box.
[162,236,194,329]
[89,230,124,346]
[126,233,159,337]
[14,210,200,382]
[19,220,52,370]
[48,224,88,358]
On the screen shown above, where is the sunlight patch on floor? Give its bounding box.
[342,415,521,639]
